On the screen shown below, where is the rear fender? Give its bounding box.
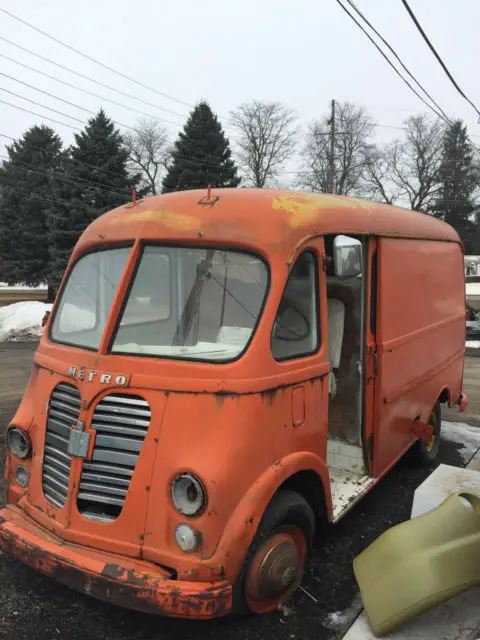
[210,451,331,582]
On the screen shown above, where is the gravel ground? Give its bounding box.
[0,343,474,640]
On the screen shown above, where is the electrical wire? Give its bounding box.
[0,98,80,130]
[4,175,478,209]
[0,153,132,197]
[0,72,141,131]
[0,36,188,121]
[0,101,238,178]
[0,132,139,183]
[400,0,480,120]
[0,7,192,108]
[335,0,480,157]
[343,0,452,124]
[0,52,184,127]
[0,87,93,126]
[334,0,449,123]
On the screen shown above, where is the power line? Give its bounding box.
[0,7,192,109]
[0,132,137,183]
[400,0,480,120]
[335,0,480,158]
[0,87,89,126]
[0,74,138,131]
[0,100,240,175]
[0,98,80,130]
[0,31,412,142]
[343,0,452,124]
[0,36,188,122]
[0,152,131,197]
[0,53,184,128]
[334,0,449,124]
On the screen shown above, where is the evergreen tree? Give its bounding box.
[162,101,240,192]
[430,120,479,251]
[48,110,141,288]
[0,125,64,288]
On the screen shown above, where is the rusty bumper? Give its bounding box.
[0,506,232,619]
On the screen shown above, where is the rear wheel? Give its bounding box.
[232,490,315,615]
[410,402,441,466]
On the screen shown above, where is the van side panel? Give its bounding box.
[373,238,465,476]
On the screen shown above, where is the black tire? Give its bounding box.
[232,489,315,615]
[410,402,441,466]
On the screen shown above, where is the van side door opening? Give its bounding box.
[324,234,377,520]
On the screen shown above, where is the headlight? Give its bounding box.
[7,427,31,459]
[171,473,206,516]
[175,524,201,553]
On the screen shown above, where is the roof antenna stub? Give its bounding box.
[125,188,144,209]
[198,184,220,207]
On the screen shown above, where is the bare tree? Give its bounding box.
[387,115,445,211]
[363,144,405,204]
[230,100,298,187]
[299,102,376,196]
[124,119,170,195]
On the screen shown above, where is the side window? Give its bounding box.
[271,251,319,361]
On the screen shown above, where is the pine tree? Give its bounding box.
[162,101,240,192]
[0,125,64,288]
[430,120,479,251]
[47,110,141,288]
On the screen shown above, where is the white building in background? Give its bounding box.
[465,256,480,317]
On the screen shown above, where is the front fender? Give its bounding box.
[209,451,331,582]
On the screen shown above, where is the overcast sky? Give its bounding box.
[1,0,480,169]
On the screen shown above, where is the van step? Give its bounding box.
[329,468,376,523]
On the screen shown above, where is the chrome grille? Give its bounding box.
[42,383,80,508]
[77,394,151,522]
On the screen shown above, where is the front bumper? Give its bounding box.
[0,505,232,619]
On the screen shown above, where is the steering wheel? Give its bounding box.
[274,300,311,342]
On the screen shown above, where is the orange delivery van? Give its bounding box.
[0,188,468,618]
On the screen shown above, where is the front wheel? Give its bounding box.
[232,490,315,615]
[410,402,441,466]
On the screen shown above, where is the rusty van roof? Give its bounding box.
[78,188,461,255]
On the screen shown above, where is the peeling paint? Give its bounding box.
[272,193,373,229]
[112,209,201,231]
[0,517,232,619]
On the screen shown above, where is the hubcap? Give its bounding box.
[256,539,299,598]
[245,525,307,613]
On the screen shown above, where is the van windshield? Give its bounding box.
[50,247,131,350]
[111,246,268,361]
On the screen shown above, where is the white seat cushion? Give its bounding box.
[327,298,345,396]
[327,298,345,369]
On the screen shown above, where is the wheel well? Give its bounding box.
[438,388,450,405]
[279,470,326,523]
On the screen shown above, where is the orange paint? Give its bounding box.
[0,188,466,618]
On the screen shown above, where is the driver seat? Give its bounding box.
[327,298,345,398]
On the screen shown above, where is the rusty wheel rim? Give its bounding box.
[425,409,437,453]
[245,524,307,614]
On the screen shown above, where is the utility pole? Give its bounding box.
[328,99,336,193]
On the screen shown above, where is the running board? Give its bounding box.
[329,468,377,522]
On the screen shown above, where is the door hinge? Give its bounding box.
[367,346,379,378]
[68,420,91,458]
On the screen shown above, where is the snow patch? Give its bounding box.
[466,340,480,349]
[0,301,52,342]
[442,421,480,465]
[323,595,363,634]
[0,282,47,291]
